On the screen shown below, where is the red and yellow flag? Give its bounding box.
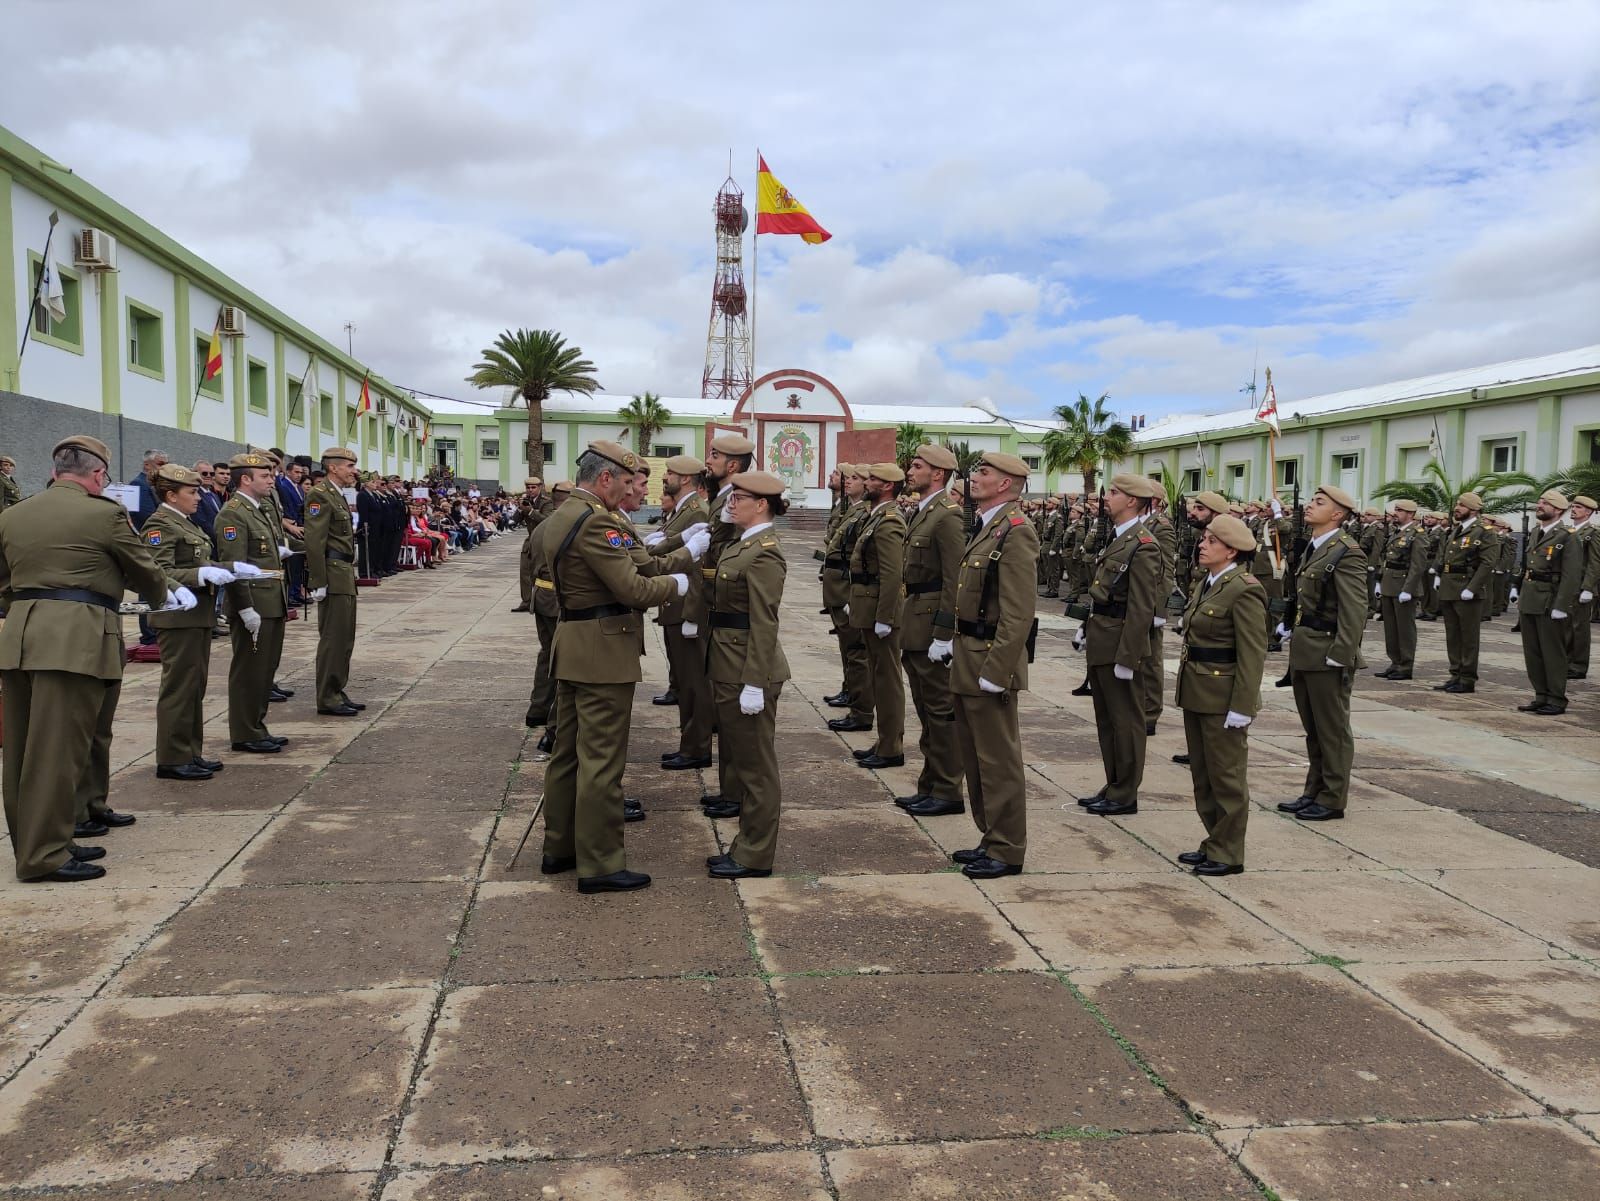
[203,322,223,381]
[756,155,831,244]
[420,419,430,446]
[355,375,372,416]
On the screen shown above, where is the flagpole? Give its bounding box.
[1264,366,1284,567]
[750,147,759,394]
[290,354,315,426]
[346,372,367,441]
[15,211,60,383]
[190,310,221,423]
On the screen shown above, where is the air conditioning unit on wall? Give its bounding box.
[220,306,247,336]
[376,397,389,414]
[75,228,117,270]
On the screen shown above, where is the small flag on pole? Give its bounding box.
[203,322,223,382]
[1428,424,1443,461]
[1254,369,1280,435]
[420,419,430,446]
[36,256,66,325]
[756,156,831,244]
[355,374,372,416]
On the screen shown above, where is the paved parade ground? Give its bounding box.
[2,532,1598,1200]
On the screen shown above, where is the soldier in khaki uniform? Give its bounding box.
[821,465,873,724]
[512,477,553,612]
[144,464,256,779]
[648,456,714,769]
[1174,514,1268,876]
[539,441,687,893]
[1074,473,1162,817]
[304,447,363,715]
[1517,489,1584,715]
[219,452,292,753]
[1359,509,1387,617]
[937,451,1037,879]
[1277,484,1367,821]
[704,470,791,877]
[848,463,908,768]
[0,456,21,511]
[1430,492,1494,693]
[1,436,180,882]
[524,481,572,744]
[1140,497,1177,734]
[1374,499,1429,680]
[1564,495,1598,679]
[894,445,966,816]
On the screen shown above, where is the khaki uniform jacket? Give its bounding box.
[1085,519,1160,670]
[0,472,20,511]
[951,502,1038,694]
[540,491,678,684]
[1378,522,1430,597]
[1435,520,1493,601]
[824,496,847,541]
[218,495,289,620]
[1147,510,1177,598]
[848,502,907,629]
[708,527,790,688]
[262,487,302,555]
[303,480,357,596]
[1520,521,1584,616]
[1359,521,1387,569]
[0,480,171,678]
[818,500,868,608]
[529,526,560,619]
[653,494,709,627]
[1175,565,1269,715]
[1288,530,1367,671]
[143,504,226,630]
[1575,523,1600,593]
[901,495,964,651]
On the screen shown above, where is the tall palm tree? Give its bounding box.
[1535,462,1600,501]
[946,440,983,535]
[1371,460,1535,515]
[619,392,672,456]
[895,422,929,469]
[466,329,600,478]
[1041,392,1131,495]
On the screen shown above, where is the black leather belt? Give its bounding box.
[957,617,997,639]
[327,549,355,563]
[709,611,750,629]
[560,602,630,621]
[1183,646,1237,663]
[904,580,942,595]
[1091,599,1128,619]
[1528,571,1555,582]
[1300,614,1337,633]
[1441,565,1466,574]
[850,571,879,585]
[11,587,118,611]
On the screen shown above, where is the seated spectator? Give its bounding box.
[405,501,448,567]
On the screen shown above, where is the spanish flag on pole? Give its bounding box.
[355,374,372,416]
[756,156,831,244]
[203,320,223,382]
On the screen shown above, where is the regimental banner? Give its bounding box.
[767,423,816,499]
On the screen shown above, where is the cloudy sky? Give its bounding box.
[5,1,1597,420]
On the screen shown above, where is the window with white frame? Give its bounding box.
[1486,439,1518,473]
[481,439,500,459]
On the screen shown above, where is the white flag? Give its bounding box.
[300,357,319,418]
[1254,372,1281,436]
[1428,425,1442,460]
[36,257,66,325]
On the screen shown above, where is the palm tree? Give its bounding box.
[1041,392,1131,495]
[619,392,672,456]
[895,422,929,469]
[1371,460,1535,515]
[466,329,600,478]
[1153,460,1184,512]
[1535,462,1600,501]
[945,440,983,534]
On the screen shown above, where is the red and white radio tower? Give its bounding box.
[701,173,752,399]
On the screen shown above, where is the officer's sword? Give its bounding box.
[506,793,546,871]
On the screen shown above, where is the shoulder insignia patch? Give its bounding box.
[1138,532,1154,544]
[307,502,323,517]
[604,529,624,548]
[1008,514,1024,527]
[621,531,636,547]
[221,525,238,542]
[145,529,162,546]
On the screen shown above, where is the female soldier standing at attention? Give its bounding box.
[142,464,260,780]
[704,470,790,880]
[1174,513,1268,876]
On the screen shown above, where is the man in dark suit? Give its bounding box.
[192,460,222,541]
[274,452,308,604]
[130,448,168,646]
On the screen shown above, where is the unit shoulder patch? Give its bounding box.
[145,529,162,546]
[221,525,238,542]
[307,502,323,517]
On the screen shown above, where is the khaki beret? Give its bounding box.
[710,432,755,455]
[249,445,282,465]
[729,469,787,497]
[53,435,112,467]
[1316,483,1357,511]
[835,462,854,476]
[1208,514,1257,553]
[1227,502,1245,515]
[524,477,543,489]
[1455,492,1484,512]
[1391,498,1418,514]
[586,439,639,473]
[227,451,274,470]
[1192,490,1229,515]
[152,463,203,487]
[868,462,906,483]
[912,443,958,470]
[664,454,705,475]
[846,463,871,478]
[1572,494,1597,510]
[1362,508,1381,518]
[979,450,1030,479]
[552,480,573,495]
[634,459,652,475]
[1109,472,1159,499]
[321,446,358,464]
[1540,489,1570,510]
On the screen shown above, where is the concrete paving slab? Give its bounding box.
[1079,965,1537,1128]
[449,880,754,983]
[1419,867,1600,955]
[1356,769,1579,815]
[776,760,896,808]
[764,808,950,875]
[1124,808,1380,871]
[1211,869,1553,962]
[0,1174,381,1199]
[295,761,511,811]
[103,763,317,814]
[1316,809,1579,871]
[742,874,1044,974]
[1472,810,1600,868]
[337,726,525,766]
[113,882,470,996]
[489,807,722,880]
[0,998,75,1080]
[387,1151,830,1200]
[219,810,494,885]
[774,973,1181,1141]
[986,873,1303,970]
[3,888,188,997]
[918,806,1169,874]
[1240,1116,1600,1201]
[1349,959,1600,1111]
[0,815,269,895]
[0,990,432,1188]
[828,1133,1257,1200]
[398,979,808,1163]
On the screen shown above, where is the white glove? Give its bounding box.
[173,585,198,611]
[684,529,712,560]
[278,545,294,560]
[1275,622,1291,640]
[1374,582,1382,597]
[978,677,1005,694]
[644,531,665,547]
[1398,591,1412,603]
[1113,663,1134,681]
[1581,590,1594,604]
[197,565,235,587]
[232,562,265,578]
[738,684,765,715]
[669,573,689,597]
[1551,609,1568,621]
[681,522,709,541]
[927,638,953,663]
[1431,570,1441,583]
[842,604,850,619]
[874,621,892,639]
[238,606,262,636]
[681,621,699,639]
[1270,499,1283,518]
[1509,587,1519,603]
[1223,710,1252,730]
[1152,615,1166,628]
[1072,626,1086,652]
[1460,588,1474,601]
[1326,657,1342,667]
[310,587,328,602]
